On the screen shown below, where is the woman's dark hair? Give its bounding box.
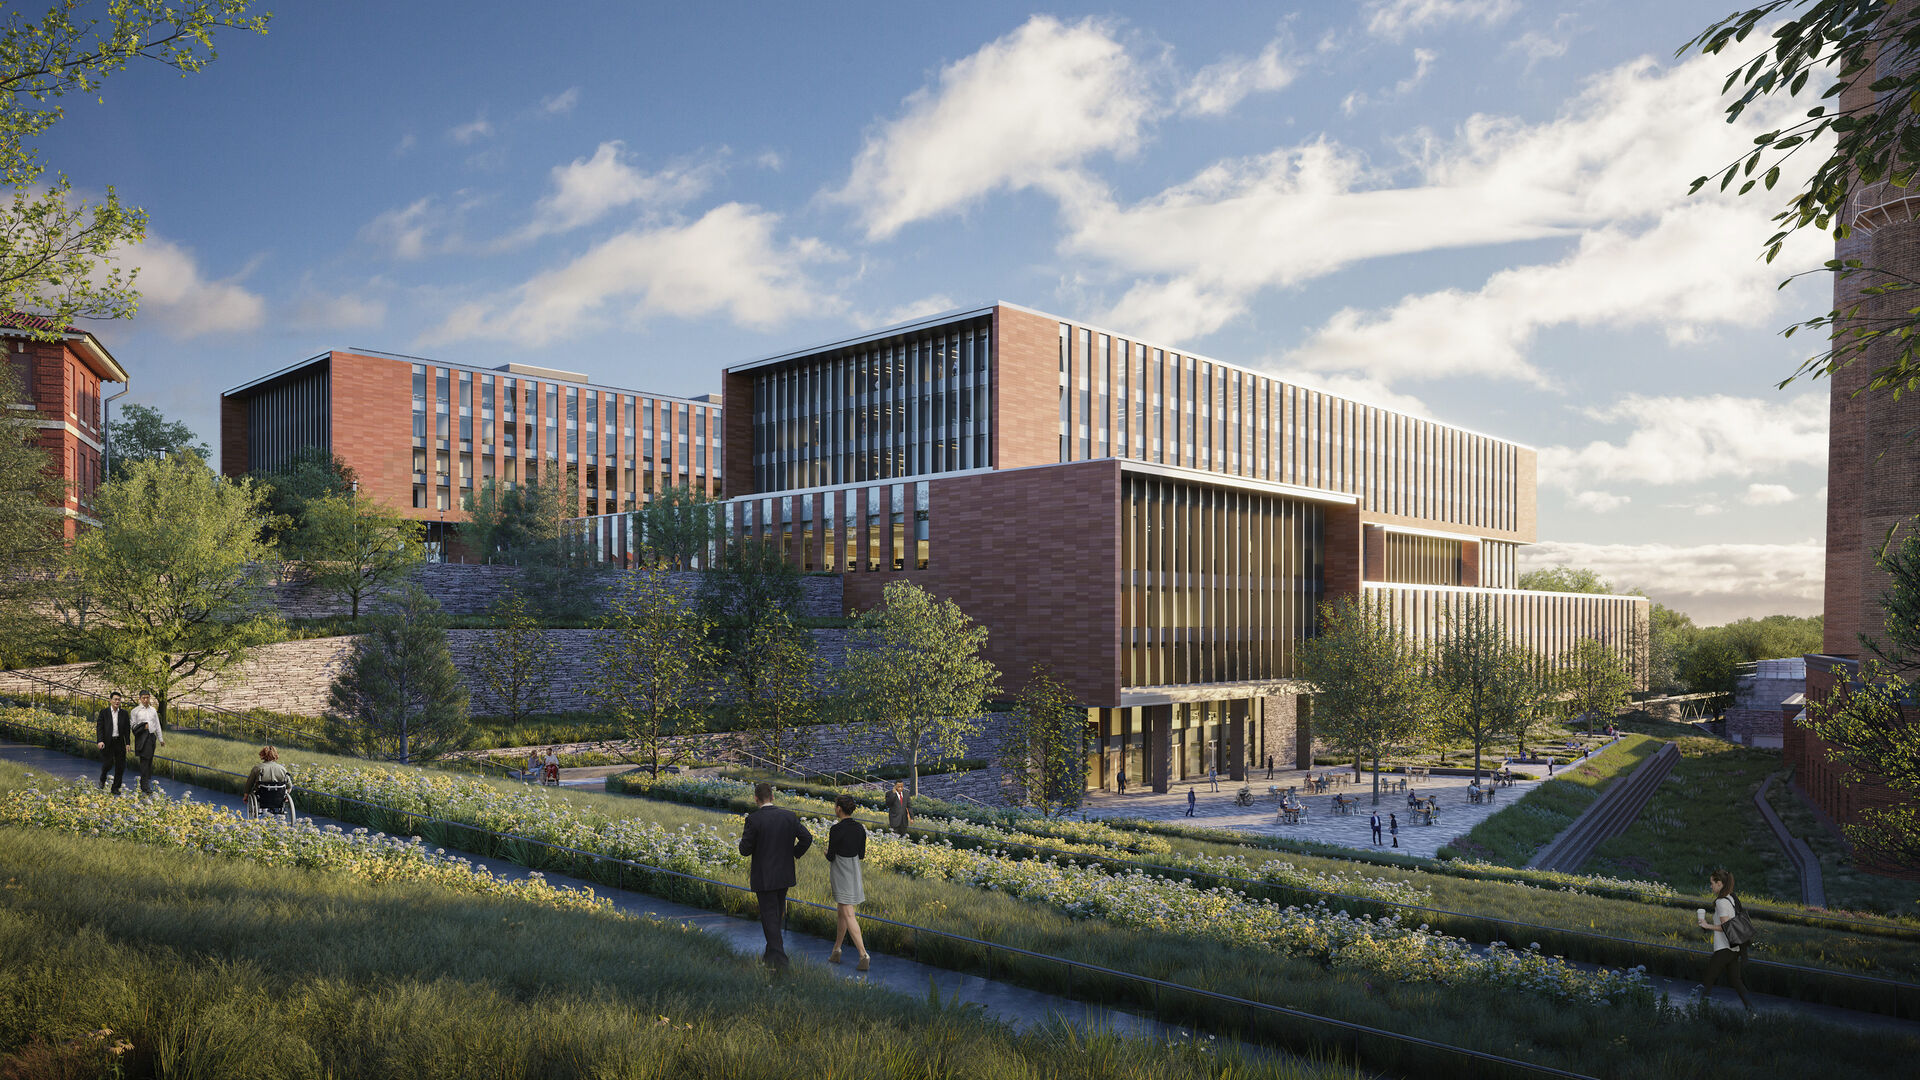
[1710,868,1735,898]
[834,794,858,816]
[258,746,279,762]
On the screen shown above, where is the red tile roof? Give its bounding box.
[0,311,86,335]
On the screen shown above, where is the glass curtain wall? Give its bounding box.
[751,316,991,492]
[1122,475,1325,688]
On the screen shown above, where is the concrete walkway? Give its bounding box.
[1084,765,1548,859]
[0,739,1224,1052]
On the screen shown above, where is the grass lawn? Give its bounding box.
[4,762,1919,1079]
[1442,734,1665,867]
[0,827,1330,1080]
[1767,770,1920,920]
[1587,738,1799,903]
[12,706,1920,985]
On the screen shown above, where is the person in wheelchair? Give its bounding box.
[244,746,295,822]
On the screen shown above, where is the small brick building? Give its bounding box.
[3,315,127,537]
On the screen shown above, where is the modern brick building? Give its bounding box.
[1793,30,1920,870]
[721,302,1649,792]
[219,349,721,557]
[4,315,127,537]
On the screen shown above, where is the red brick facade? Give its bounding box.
[991,305,1064,470]
[842,460,1123,705]
[4,325,124,538]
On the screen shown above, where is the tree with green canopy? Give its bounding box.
[996,663,1088,817]
[59,452,281,719]
[1562,636,1634,734]
[1295,595,1435,806]
[635,483,724,569]
[288,491,425,619]
[105,403,207,480]
[1,2,271,337]
[473,587,559,726]
[324,587,471,764]
[593,564,716,778]
[0,365,62,652]
[1432,599,1542,780]
[1804,520,1920,870]
[840,581,1001,797]
[250,446,356,548]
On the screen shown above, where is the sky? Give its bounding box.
[38,0,1834,625]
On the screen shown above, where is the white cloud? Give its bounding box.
[289,288,386,332]
[1570,490,1630,513]
[1178,36,1298,116]
[757,150,785,171]
[503,141,719,246]
[856,294,961,330]
[541,87,581,114]
[1509,26,1572,66]
[121,236,265,338]
[1396,48,1438,95]
[1263,368,1435,417]
[1364,0,1520,40]
[1538,393,1827,488]
[1074,49,1817,351]
[421,203,840,347]
[1519,539,1824,624]
[828,15,1153,239]
[361,197,444,260]
[447,113,494,144]
[1284,203,1802,385]
[394,133,416,157]
[1742,483,1798,506]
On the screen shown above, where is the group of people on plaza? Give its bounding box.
[92,691,163,795]
[737,778,913,971]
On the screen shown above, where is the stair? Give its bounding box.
[1527,741,1680,872]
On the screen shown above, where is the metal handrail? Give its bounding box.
[732,745,1002,812]
[0,718,1595,1080]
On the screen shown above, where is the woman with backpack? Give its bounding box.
[1697,868,1756,1015]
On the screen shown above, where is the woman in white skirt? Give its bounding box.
[825,793,870,970]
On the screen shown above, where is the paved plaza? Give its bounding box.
[1083,764,1562,859]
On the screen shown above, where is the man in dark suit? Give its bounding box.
[738,782,812,968]
[94,692,130,793]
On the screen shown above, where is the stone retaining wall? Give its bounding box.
[268,563,844,620]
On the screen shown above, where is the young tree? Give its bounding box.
[1679,2,1920,399]
[841,581,1001,796]
[473,588,560,726]
[463,470,592,619]
[636,483,724,569]
[593,565,716,778]
[0,3,271,337]
[698,536,804,636]
[996,664,1088,817]
[1432,600,1535,780]
[60,453,282,719]
[1804,520,1920,869]
[251,446,355,547]
[727,602,820,765]
[1295,595,1434,806]
[289,492,425,619]
[1563,636,1633,734]
[324,588,471,764]
[105,403,208,479]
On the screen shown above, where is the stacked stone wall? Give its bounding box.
[267,563,843,620]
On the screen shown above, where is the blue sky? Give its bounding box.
[44,0,1831,623]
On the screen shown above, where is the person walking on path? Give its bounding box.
[129,691,163,796]
[94,692,131,794]
[1370,811,1383,845]
[1265,755,1274,780]
[884,781,912,835]
[1697,868,1757,1015]
[1186,788,1197,817]
[739,783,813,969]
[825,794,871,971]
[1389,813,1399,848]
[1208,766,1219,792]
[1115,769,1127,795]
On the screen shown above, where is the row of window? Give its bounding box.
[1362,584,1647,685]
[1087,700,1275,790]
[735,482,932,572]
[7,348,103,435]
[1121,475,1326,688]
[1378,531,1465,587]
[407,363,719,513]
[749,320,991,491]
[1056,322,1522,534]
